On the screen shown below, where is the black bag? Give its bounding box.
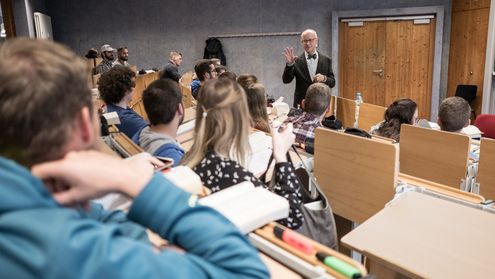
[322,115,343,130]
[260,147,338,249]
[344,127,372,138]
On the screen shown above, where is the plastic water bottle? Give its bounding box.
[354,92,363,128]
[355,92,363,106]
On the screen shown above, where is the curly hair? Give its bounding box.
[98,66,136,104]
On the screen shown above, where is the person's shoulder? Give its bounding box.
[318,51,331,60]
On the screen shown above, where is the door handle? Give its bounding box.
[373,69,384,77]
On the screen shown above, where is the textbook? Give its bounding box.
[199,182,289,234]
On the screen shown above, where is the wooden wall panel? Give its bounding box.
[384,20,434,119]
[452,0,490,12]
[447,6,489,117]
[339,21,385,105]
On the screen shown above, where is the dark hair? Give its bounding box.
[438,96,471,132]
[215,65,227,74]
[376,98,417,141]
[194,59,213,81]
[98,67,136,104]
[143,79,182,125]
[245,83,270,133]
[0,38,92,167]
[219,71,237,81]
[237,74,258,91]
[304,83,330,116]
[117,47,128,52]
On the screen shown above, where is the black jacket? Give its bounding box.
[204,37,226,66]
[282,51,335,108]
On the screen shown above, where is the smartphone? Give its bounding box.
[154,156,174,172]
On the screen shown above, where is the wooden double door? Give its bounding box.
[339,17,436,119]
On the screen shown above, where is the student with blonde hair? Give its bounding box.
[245,83,271,133]
[183,79,304,229]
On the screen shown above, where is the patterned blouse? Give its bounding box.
[193,151,304,229]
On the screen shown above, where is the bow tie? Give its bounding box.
[307,53,317,60]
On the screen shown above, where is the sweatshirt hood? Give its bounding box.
[138,126,177,155]
[0,157,59,214]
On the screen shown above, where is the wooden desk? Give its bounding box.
[314,128,398,224]
[477,138,495,201]
[342,191,495,278]
[259,254,302,279]
[328,96,386,131]
[183,107,196,123]
[129,72,160,121]
[111,132,144,157]
[398,173,485,204]
[400,124,470,188]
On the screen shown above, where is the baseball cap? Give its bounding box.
[100,44,115,53]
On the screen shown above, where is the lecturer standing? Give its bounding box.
[282,29,335,108]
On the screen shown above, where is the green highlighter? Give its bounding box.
[316,252,362,279]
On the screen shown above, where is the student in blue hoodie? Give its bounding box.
[0,38,269,279]
[133,78,186,166]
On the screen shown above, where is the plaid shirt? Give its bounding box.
[94,59,114,75]
[285,112,321,145]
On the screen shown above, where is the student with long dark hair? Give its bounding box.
[373,98,418,142]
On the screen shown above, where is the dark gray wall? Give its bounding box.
[12,0,47,37]
[43,0,451,105]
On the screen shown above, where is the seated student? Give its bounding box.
[245,83,271,133]
[192,59,216,99]
[438,96,471,132]
[237,73,258,90]
[437,96,481,161]
[284,83,331,146]
[160,51,182,82]
[182,79,304,229]
[0,38,269,279]
[371,98,418,142]
[215,64,227,76]
[133,79,185,165]
[98,66,148,138]
[218,71,237,81]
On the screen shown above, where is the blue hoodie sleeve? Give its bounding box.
[50,174,269,279]
[154,144,185,167]
[81,202,150,243]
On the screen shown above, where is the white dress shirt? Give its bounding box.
[305,51,318,81]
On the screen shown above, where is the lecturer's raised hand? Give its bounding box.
[31,151,164,206]
[283,47,297,64]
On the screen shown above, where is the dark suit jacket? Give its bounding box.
[160,62,181,82]
[282,51,335,108]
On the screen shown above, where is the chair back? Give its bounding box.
[455,85,477,104]
[474,114,495,139]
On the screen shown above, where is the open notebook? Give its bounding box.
[199,182,289,234]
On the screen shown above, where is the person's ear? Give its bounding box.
[79,107,96,146]
[301,99,306,110]
[465,119,471,128]
[67,107,96,151]
[177,102,185,116]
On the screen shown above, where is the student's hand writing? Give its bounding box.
[31,151,163,206]
[272,123,295,163]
